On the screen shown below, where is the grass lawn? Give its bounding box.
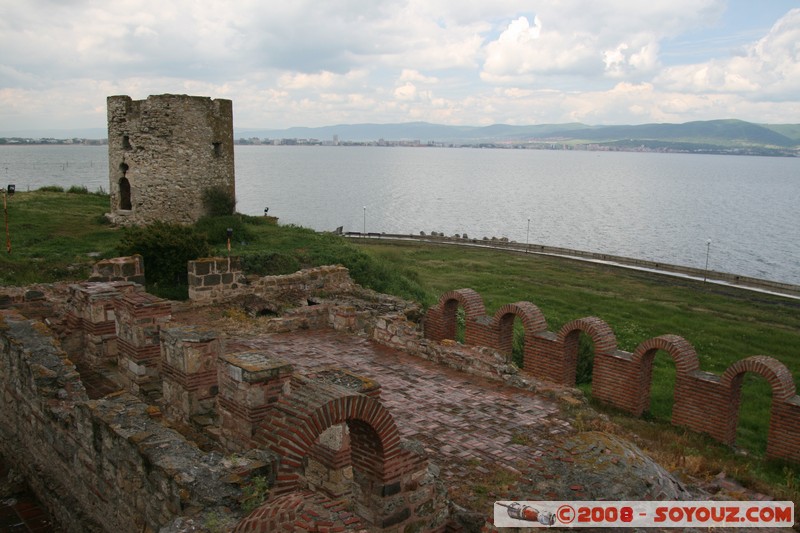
[0,189,121,284]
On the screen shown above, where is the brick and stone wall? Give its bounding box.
[0,310,269,533]
[160,325,222,426]
[424,289,800,463]
[106,94,235,226]
[249,370,447,532]
[114,291,171,397]
[63,280,143,366]
[88,255,145,284]
[232,490,367,532]
[188,259,355,305]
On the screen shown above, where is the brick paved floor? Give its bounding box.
[226,330,573,489]
[0,458,62,533]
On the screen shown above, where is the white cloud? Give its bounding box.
[604,39,660,78]
[394,82,418,101]
[481,0,725,85]
[656,8,800,99]
[0,1,799,131]
[278,71,366,90]
[399,69,438,84]
[482,15,598,83]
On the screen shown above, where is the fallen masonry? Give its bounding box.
[0,257,796,532]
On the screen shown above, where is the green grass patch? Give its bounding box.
[0,192,426,303]
[0,190,121,284]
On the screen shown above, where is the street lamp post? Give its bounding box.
[704,239,711,281]
[363,206,366,237]
[526,217,531,251]
[4,184,14,254]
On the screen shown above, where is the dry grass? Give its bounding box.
[559,396,800,509]
[448,458,524,511]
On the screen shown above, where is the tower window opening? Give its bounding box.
[119,177,132,210]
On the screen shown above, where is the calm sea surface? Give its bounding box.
[2,144,799,285]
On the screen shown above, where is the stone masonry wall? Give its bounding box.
[106,94,235,226]
[423,289,800,464]
[188,259,355,305]
[63,280,143,367]
[0,310,270,533]
[88,255,146,285]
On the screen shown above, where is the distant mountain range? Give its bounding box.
[236,119,800,148]
[3,119,799,154]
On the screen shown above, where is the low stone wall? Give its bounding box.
[188,259,355,305]
[424,289,800,463]
[88,255,146,285]
[0,310,270,533]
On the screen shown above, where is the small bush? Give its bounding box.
[67,185,89,194]
[240,251,300,276]
[202,186,236,217]
[241,476,270,513]
[308,234,426,301]
[117,221,211,295]
[195,215,256,245]
[38,185,64,192]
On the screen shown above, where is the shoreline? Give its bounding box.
[345,232,800,301]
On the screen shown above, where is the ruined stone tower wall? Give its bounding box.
[106,94,235,226]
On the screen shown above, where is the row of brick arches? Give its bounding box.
[424,288,800,463]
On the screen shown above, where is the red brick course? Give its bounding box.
[424,289,800,463]
[233,368,441,531]
[232,490,366,532]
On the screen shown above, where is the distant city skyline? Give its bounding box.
[1,1,799,132]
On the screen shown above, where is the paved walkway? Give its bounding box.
[226,330,573,489]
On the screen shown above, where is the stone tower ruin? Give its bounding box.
[106,94,235,226]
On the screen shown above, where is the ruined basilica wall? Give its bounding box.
[107,94,235,226]
[0,310,261,532]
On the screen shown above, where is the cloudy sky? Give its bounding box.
[1,0,799,133]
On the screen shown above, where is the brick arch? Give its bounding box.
[234,491,304,532]
[627,334,701,417]
[557,317,618,354]
[233,489,365,532]
[494,301,548,356]
[425,288,487,342]
[437,288,486,320]
[556,317,617,386]
[721,355,796,401]
[260,392,401,494]
[720,356,798,454]
[631,334,700,375]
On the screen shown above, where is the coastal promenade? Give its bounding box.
[346,232,800,300]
